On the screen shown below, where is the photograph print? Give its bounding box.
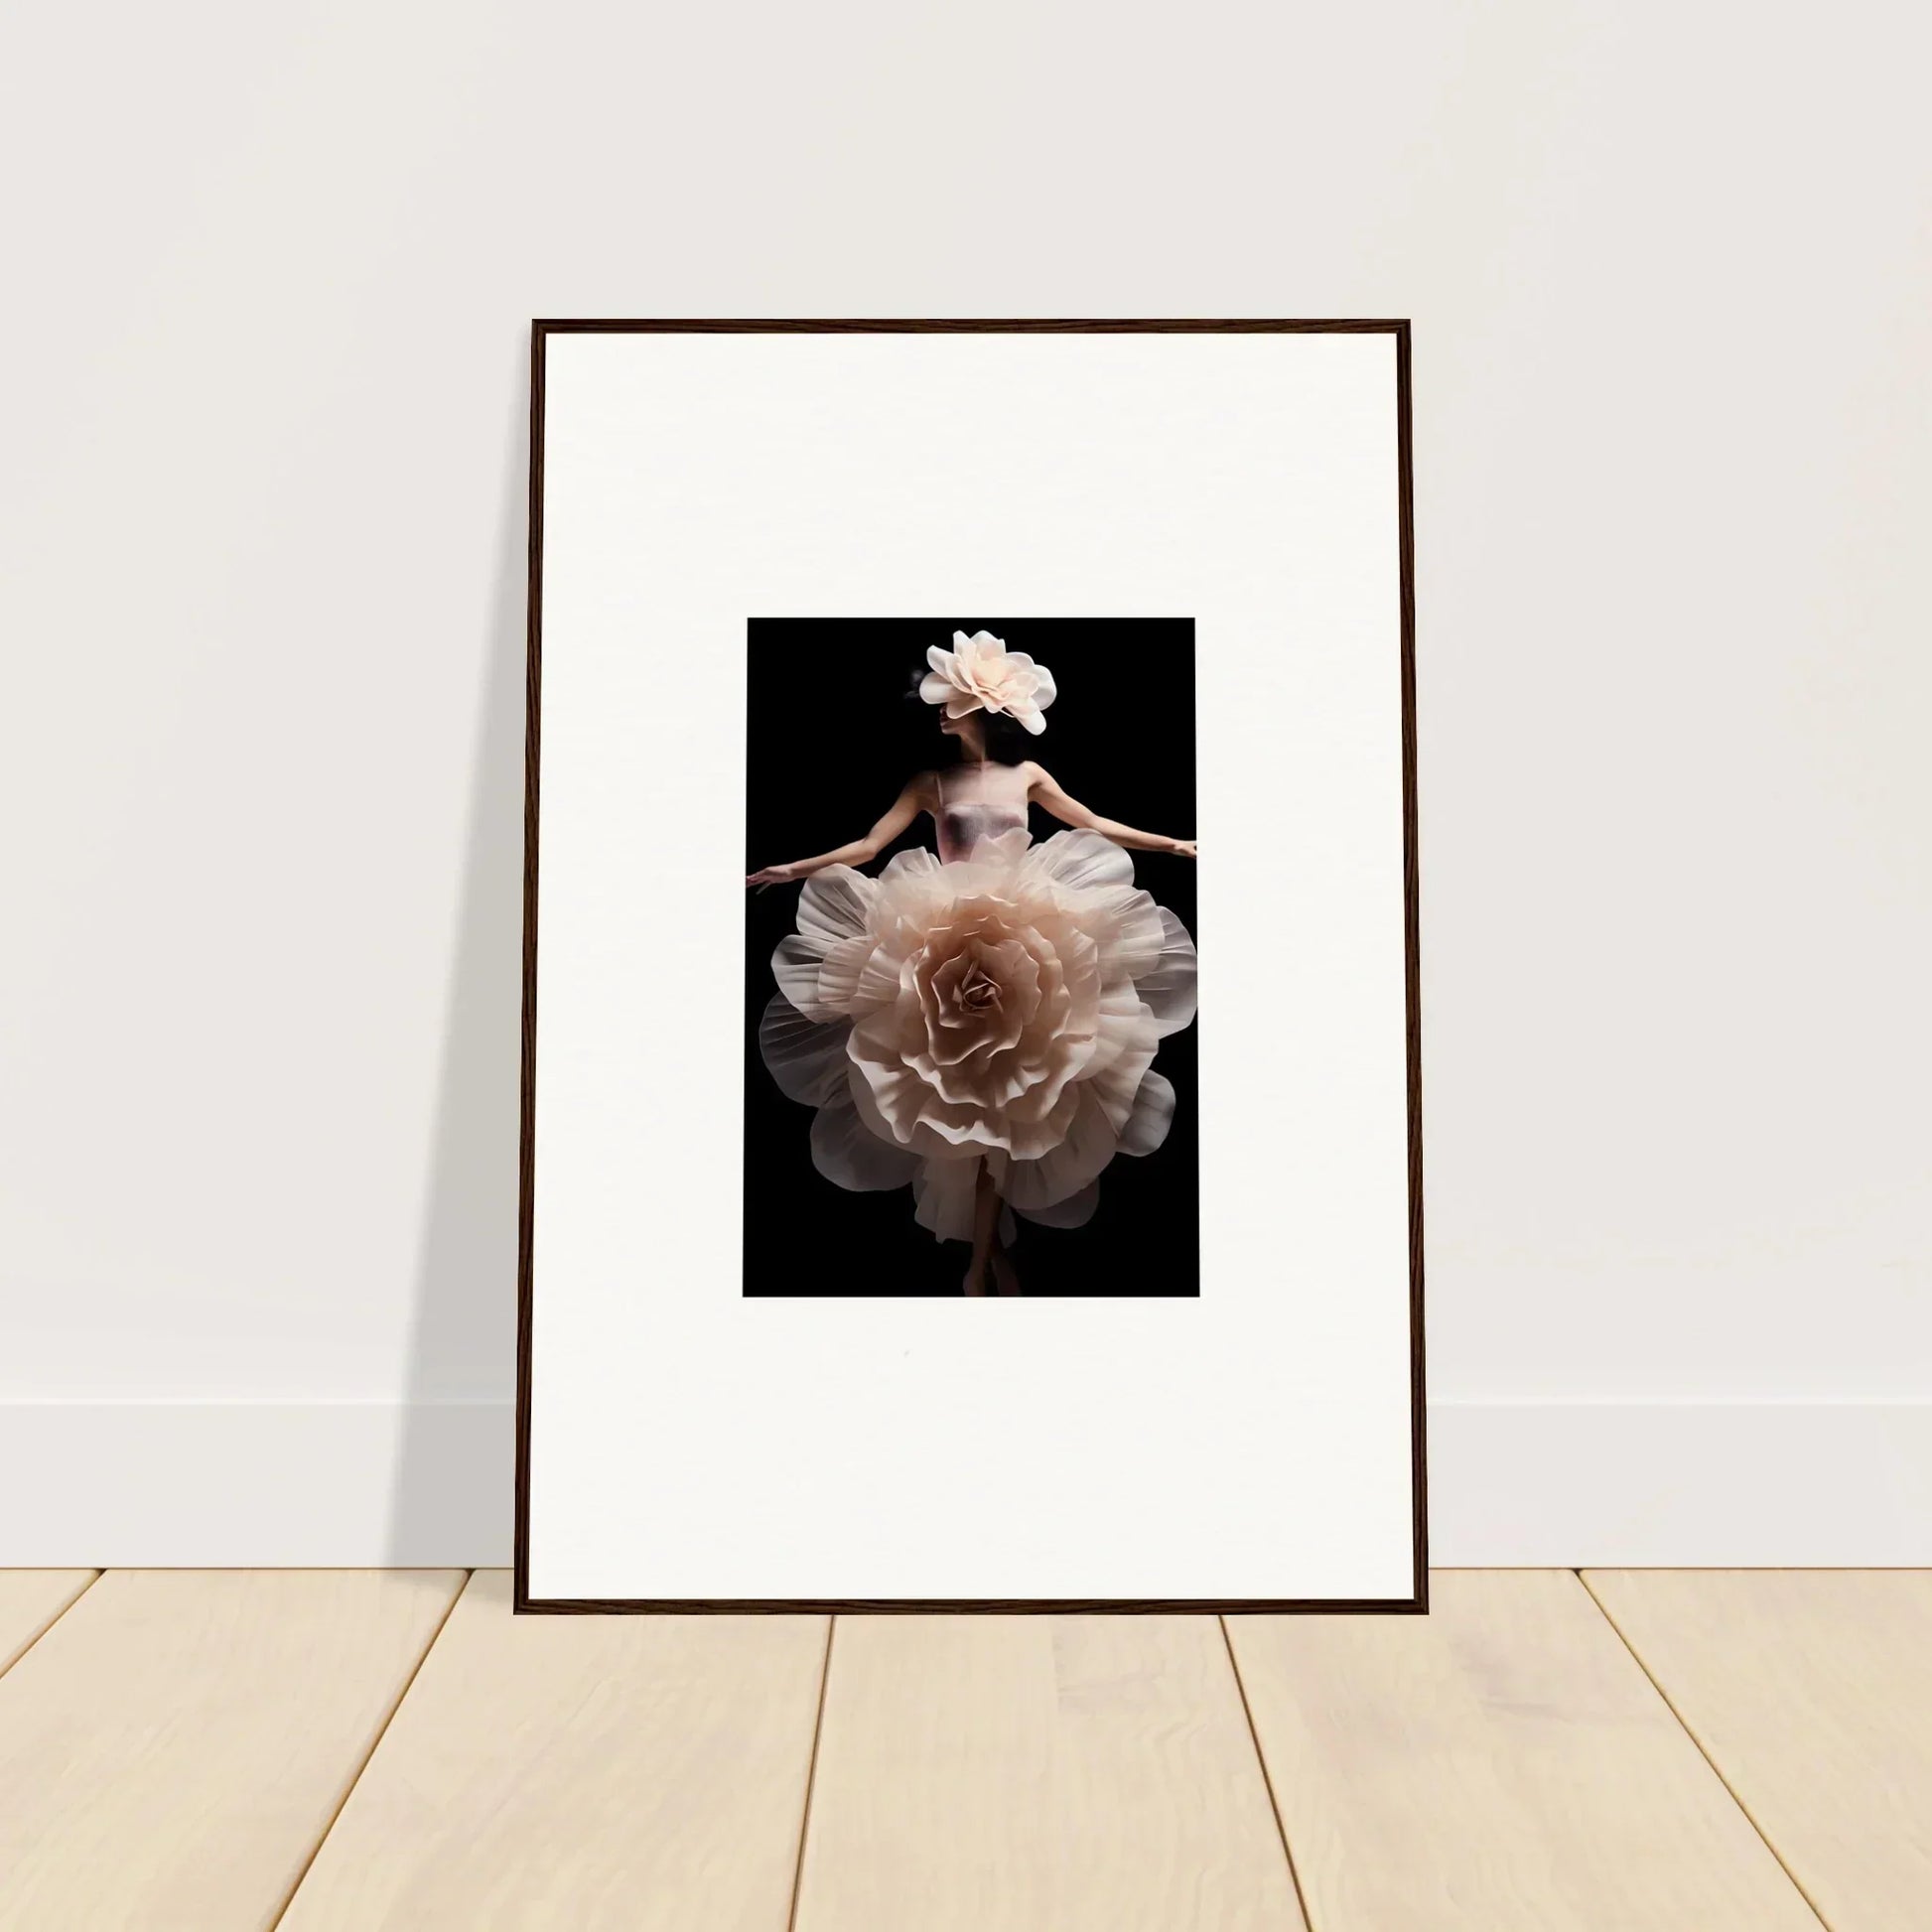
[744,619,1198,1299]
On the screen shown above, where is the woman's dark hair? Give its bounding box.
[980,709,1033,756]
[904,667,1035,760]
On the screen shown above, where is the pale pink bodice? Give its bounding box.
[933,759,1031,863]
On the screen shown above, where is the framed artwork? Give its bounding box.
[518,321,1424,1611]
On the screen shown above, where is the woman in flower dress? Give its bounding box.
[746,630,1197,1296]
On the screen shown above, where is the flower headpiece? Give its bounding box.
[918,630,1057,736]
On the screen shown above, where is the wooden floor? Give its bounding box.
[0,1572,1926,1929]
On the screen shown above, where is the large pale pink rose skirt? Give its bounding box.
[758,828,1197,1243]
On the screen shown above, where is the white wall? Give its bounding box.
[3,0,1928,1564]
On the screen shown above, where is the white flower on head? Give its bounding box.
[918,630,1057,735]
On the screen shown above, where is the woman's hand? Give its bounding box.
[746,862,800,888]
[1172,839,1197,860]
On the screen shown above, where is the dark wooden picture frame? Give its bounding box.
[515,320,1425,1614]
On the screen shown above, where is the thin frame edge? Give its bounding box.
[512,318,1427,1614]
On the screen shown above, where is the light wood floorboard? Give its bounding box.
[0,1568,463,1932]
[278,1571,828,1932]
[3,1570,1925,1930]
[1586,1569,1932,1932]
[0,1571,95,1676]
[792,1614,1308,1932]
[1225,1570,1824,1930]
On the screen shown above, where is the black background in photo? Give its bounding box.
[743,619,1198,1298]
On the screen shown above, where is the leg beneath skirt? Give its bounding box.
[964,1159,1000,1296]
[991,1217,1021,1297]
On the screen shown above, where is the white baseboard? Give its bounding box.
[1429,1398,1932,1567]
[3,1398,1927,1569]
[0,1400,512,1568]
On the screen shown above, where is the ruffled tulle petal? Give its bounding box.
[811,1081,919,1191]
[847,1054,912,1150]
[1026,828,1133,892]
[1014,1180,1099,1228]
[969,825,1033,869]
[853,946,910,1012]
[1085,1016,1157,1135]
[771,934,838,1021]
[880,846,941,885]
[796,864,875,947]
[816,933,877,1012]
[758,993,851,1106]
[1117,1069,1175,1157]
[1137,906,1198,1036]
[997,1077,1083,1160]
[911,1153,979,1241]
[1032,882,1165,983]
[1000,1088,1121,1209]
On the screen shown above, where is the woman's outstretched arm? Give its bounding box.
[746,776,930,887]
[1025,762,1196,859]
